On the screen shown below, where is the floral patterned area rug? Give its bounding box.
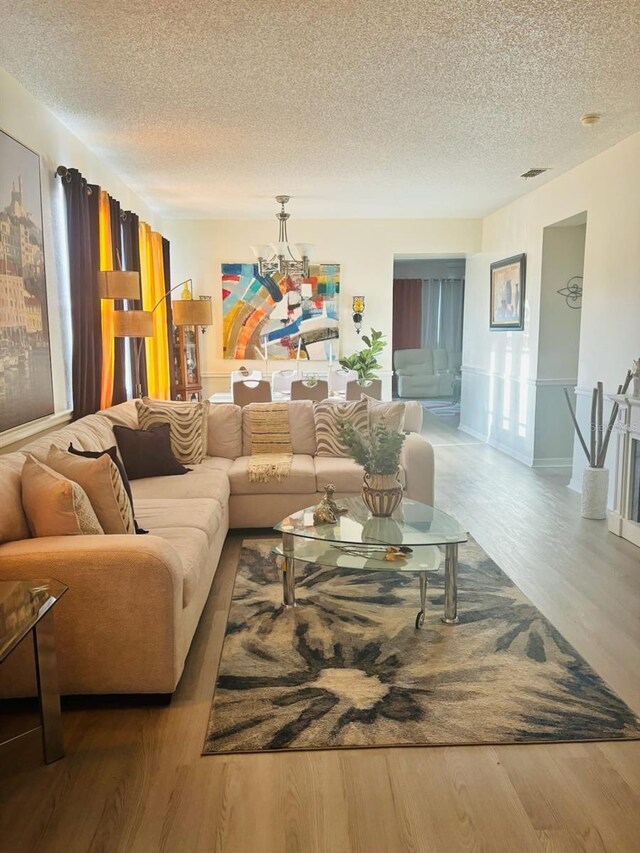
[203,539,640,754]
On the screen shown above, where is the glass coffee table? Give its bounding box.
[274,497,468,628]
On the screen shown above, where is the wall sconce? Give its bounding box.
[352,296,365,334]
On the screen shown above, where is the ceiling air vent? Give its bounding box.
[521,168,549,179]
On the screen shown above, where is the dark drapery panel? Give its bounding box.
[109,195,127,404]
[392,279,422,351]
[61,170,102,419]
[121,211,148,396]
[162,237,177,400]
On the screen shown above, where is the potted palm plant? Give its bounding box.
[338,421,406,517]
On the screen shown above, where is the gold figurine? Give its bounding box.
[313,484,347,525]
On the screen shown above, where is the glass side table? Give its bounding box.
[0,579,67,763]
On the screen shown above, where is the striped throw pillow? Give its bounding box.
[313,398,369,457]
[137,398,210,465]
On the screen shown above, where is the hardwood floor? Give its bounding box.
[1,412,639,853]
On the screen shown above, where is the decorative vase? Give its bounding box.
[362,471,403,518]
[633,375,640,398]
[581,467,609,520]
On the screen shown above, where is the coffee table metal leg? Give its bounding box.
[415,571,428,629]
[281,531,296,607]
[32,610,64,763]
[442,542,459,625]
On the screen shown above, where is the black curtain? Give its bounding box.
[109,195,128,404]
[61,170,102,419]
[162,237,177,400]
[121,211,148,397]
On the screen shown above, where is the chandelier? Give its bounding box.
[251,195,314,278]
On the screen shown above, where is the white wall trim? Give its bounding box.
[458,423,534,467]
[461,365,576,388]
[531,456,573,469]
[0,409,73,450]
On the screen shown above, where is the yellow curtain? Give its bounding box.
[139,221,171,399]
[98,190,115,410]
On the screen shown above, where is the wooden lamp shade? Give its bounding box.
[97,270,141,300]
[173,297,213,327]
[113,309,153,338]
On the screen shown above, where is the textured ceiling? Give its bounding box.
[2,0,639,219]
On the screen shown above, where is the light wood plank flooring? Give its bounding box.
[1,411,638,853]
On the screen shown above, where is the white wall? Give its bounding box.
[0,68,165,445]
[461,132,640,483]
[533,222,585,465]
[167,218,481,396]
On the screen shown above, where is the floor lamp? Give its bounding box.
[113,279,213,399]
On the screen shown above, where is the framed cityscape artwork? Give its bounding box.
[221,263,340,360]
[0,130,54,431]
[489,253,526,330]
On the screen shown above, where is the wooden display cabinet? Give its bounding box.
[173,324,202,401]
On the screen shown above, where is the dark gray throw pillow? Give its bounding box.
[113,423,191,481]
[68,443,148,535]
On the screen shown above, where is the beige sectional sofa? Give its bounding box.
[0,398,433,698]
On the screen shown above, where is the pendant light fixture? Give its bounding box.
[251,195,314,278]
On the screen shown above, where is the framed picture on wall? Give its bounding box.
[0,129,54,431]
[489,253,526,330]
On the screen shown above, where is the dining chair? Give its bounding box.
[329,367,357,395]
[232,380,272,406]
[290,379,329,401]
[271,369,298,398]
[345,378,382,401]
[230,369,262,389]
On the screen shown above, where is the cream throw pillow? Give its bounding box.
[45,446,135,535]
[21,456,104,537]
[137,397,210,465]
[361,395,406,433]
[313,398,369,457]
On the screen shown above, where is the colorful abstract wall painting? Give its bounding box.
[221,263,340,360]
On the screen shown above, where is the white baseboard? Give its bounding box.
[531,457,573,469]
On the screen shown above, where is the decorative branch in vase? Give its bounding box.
[339,328,387,382]
[563,370,632,519]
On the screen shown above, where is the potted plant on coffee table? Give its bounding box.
[338,420,406,517]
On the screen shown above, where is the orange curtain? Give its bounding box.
[98,190,115,409]
[139,221,171,399]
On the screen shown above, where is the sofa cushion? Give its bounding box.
[228,454,316,495]
[149,526,210,607]
[242,400,316,456]
[21,456,104,537]
[314,456,407,494]
[114,423,191,480]
[0,454,30,544]
[129,465,231,503]
[45,446,135,535]
[208,404,243,459]
[313,398,369,457]
[362,397,405,432]
[134,498,222,547]
[137,397,210,465]
[24,413,118,458]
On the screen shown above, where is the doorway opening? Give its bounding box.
[533,211,586,467]
[392,257,466,420]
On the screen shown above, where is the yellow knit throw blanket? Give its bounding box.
[247,403,293,483]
